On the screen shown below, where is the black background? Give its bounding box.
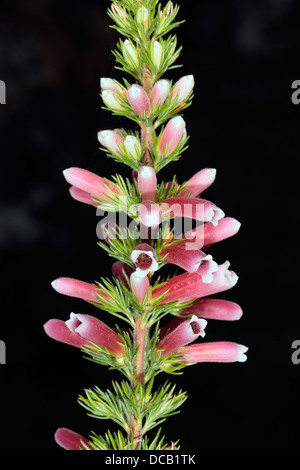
[0,0,299,451]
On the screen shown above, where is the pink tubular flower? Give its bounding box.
[183,217,241,249]
[158,116,186,155]
[138,166,157,201]
[55,428,92,451]
[158,316,207,358]
[130,271,150,304]
[127,84,151,117]
[180,342,248,363]
[160,197,225,226]
[172,75,195,103]
[44,313,125,356]
[178,168,216,198]
[131,243,159,277]
[97,129,124,154]
[183,298,243,321]
[63,167,121,204]
[151,79,171,108]
[51,277,111,303]
[138,200,161,227]
[160,244,217,278]
[152,261,238,304]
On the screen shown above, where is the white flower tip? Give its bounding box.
[65,312,77,332]
[100,78,110,89]
[173,115,185,126]
[134,268,149,278]
[237,345,248,362]
[201,273,213,283]
[208,168,217,178]
[62,168,71,182]
[186,74,195,83]
[128,84,141,96]
[210,208,225,227]
[229,270,239,287]
[158,79,170,88]
[190,315,207,337]
[198,318,208,337]
[140,166,155,178]
[153,40,162,49]
[51,279,59,290]
[97,130,111,144]
[231,218,242,233]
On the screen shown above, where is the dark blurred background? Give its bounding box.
[0,0,299,451]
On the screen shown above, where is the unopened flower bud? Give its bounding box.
[100,78,120,93]
[137,6,149,26]
[127,84,151,117]
[172,75,195,103]
[158,116,186,155]
[124,39,138,65]
[102,90,124,111]
[97,130,123,154]
[151,79,171,108]
[152,41,163,68]
[124,135,142,159]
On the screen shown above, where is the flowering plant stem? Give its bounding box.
[45,0,247,451]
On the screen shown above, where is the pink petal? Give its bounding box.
[160,197,225,225]
[202,217,241,249]
[152,261,238,304]
[151,79,171,108]
[63,167,120,200]
[183,217,241,249]
[160,244,206,273]
[44,313,124,356]
[69,186,95,206]
[66,313,124,356]
[54,428,92,450]
[172,75,195,103]
[51,277,110,303]
[183,298,243,321]
[180,342,248,363]
[127,84,151,117]
[44,319,84,348]
[178,168,216,198]
[158,116,186,155]
[158,315,207,357]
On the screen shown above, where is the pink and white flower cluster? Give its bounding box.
[45,73,247,450]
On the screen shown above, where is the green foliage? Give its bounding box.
[78,378,187,448]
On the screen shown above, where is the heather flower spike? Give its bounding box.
[47,0,246,451]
